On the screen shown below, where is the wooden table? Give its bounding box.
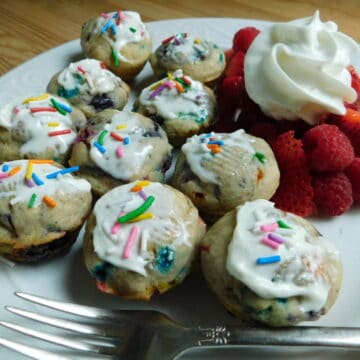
[0,0,359,76]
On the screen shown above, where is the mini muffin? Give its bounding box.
[83,181,206,300]
[150,33,225,85]
[201,199,343,327]
[0,159,92,262]
[135,69,216,146]
[81,10,152,81]
[69,109,172,196]
[172,130,280,222]
[47,59,130,118]
[0,93,86,165]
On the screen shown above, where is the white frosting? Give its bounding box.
[92,11,149,62]
[226,199,340,311]
[57,59,121,94]
[89,111,169,180]
[244,11,359,125]
[93,182,192,276]
[139,69,215,123]
[0,94,76,156]
[156,33,213,64]
[0,160,91,206]
[181,130,256,184]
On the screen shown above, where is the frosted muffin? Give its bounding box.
[172,130,280,222]
[201,199,342,327]
[135,69,216,146]
[0,94,86,165]
[0,160,92,262]
[47,59,130,118]
[81,10,152,81]
[83,181,206,300]
[69,110,172,195]
[150,33,225,85]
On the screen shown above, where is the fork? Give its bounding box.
[1,293,360,360]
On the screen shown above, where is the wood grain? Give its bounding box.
[0,0,359,76]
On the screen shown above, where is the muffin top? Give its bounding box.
[0,94,81,157]
[138,69,215,123]
[84,10,150,63]
[226,199,341,312]
[92,182,200,276]
[154,32,219,65]
[83,110,171,180]
[0,159,91,207]
[56,59,123,98]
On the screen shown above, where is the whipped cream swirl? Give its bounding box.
[244,11,359,125]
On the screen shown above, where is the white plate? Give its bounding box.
[0,17,359,360]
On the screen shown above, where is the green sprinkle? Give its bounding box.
[175,77,187,87]
[74,73,85,84]
[254,152,266,164]
[277,220,292,229]
[50,98,66,115]
[118,195,155,223]
[111,49,120,67]
[219,53,224,63]
[98,130,108,146]
[28,193,37,208]
[129,27,137,33]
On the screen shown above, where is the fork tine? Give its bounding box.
[6,306,109,337]
[15,292,121,320]
[0,337,71,360]
[0,321,118,355]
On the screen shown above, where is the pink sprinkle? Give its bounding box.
[122,226,139,259]
[262,236,280,250]
[0,173,9,180]
[260,222,279,233]
[163,80,175,89]
[139,189,147,200]
[13,107,20,114]
[116,146,124,158]
[111,211,124,235]
[268,233,285,244]
[77,66,86,74]
[101,12,110,19]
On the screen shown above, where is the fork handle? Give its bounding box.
[194,326,360,348]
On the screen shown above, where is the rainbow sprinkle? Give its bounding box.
[43,195,56,208]
[48,129,72,137]
[256,255,281,265]
[118,195,155,223]
[116,146,124,158]
[268,233,285,244]
[94,141,107,154]
[25,162,33,181]
[260,222,278,232]
[2,164,9,172]
[128,212,154,223]
[261,236,280,250]
[122,225,139,259]
[110,132,124,141]
[46,166,80,179]
[23,94,49,104]
[254,152,266,164]
[98,130,108,146]
[50,98,66,115]
[32,173,44,186]
[111,49,120,67]
[123,137,130,145]
[277,220,292,229]
[28,193,37,208]
[8,166,21,176]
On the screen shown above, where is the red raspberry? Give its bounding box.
[303,124,354,172]
[232,27,260,53]
[345,158,360,203]
[248,122,280,145]
[313,172,353,216]
[328,109,360,157]
[214,76,245,132]
[271,131,316,217]
[224,51,245,77]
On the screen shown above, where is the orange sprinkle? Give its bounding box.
[29,159,54,164]
[207,144,221,153]
[8,166,21,176]
[174,81,184,93]
[130,185,143,192]
[43,195,56,208]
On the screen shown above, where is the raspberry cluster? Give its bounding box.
[216,27,360,217]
